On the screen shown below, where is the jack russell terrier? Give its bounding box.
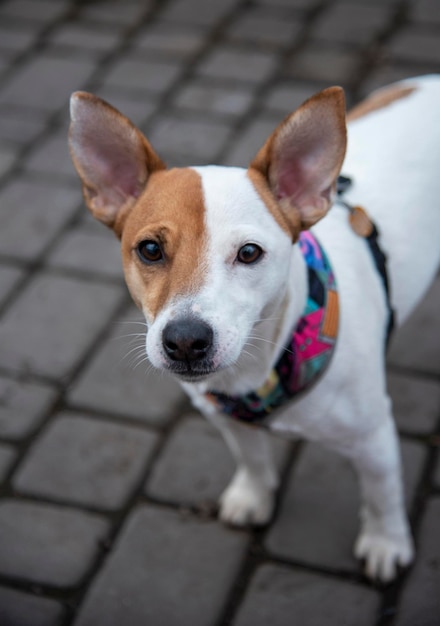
[69,75,440,582]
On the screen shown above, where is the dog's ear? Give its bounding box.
[250,87,347,233]
[69,92,165,234]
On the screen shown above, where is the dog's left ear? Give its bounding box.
[250,87,347,233]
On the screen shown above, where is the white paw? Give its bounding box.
[354,530,414,582]
[219,471,275,527]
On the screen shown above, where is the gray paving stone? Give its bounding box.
[311,2,394,47]
[147,114,233,163]
[395,498,440,626]
[388,371,440,434]
[0,177,81,261]
[100,55,182,96]
[359,64,431,98]
[133,22,206,57]
[173,80,255,117]
[78,0,151,26]
[46,225,124,279]
[0,265,24,307]
[68,307,185,426]
[0,145,18,177]
[223,116,280,167]
[233,564,380,626]
[0,273,124,379]
[147,414,291,508]
[14,412,158,510]
[265,442,360,571]
[196,47,279,83]
[226,10,302,47]
[0,499,109,587]
[0,586,64,626]
[265,438,423,572]
[434,455,440,489]
[388,276,440,376]
[410,0,440,25]
[24,129,77,179]
[255,0,319,7]
[0,443,15,481]
[0,376,57,440]
[47,23,123,52]
[159,0,237,27]
[0,107,48,145]
[262,82,326,115]
[0,24,39,53]
[0,0,70,23]
[0,54,97,111]
[287,44,360,84]
[146,415,235,505]
[75,505,249,626]
[387,27,440,65]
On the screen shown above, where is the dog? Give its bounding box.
[68,75,440,582]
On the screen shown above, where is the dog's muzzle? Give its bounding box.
[162,318,214,379]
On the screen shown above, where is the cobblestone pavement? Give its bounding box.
[0,0,439,624]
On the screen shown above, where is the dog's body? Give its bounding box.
[69,75,440,582]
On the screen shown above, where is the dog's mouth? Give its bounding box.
[165,360,219,383]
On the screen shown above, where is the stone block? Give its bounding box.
[133,22,206,57]
[223,116,279,167]
[311,2,394,47]
[0,54,97,111]
[46,225,124,280]
[262,82,326,115]
[0,0,69,23]
[388,276,440,376]
[0,443,15,481]
[100,55,182,96]
[159,0,237,27]
[24,129,78,180]
[0,24,38,53]
[0,177,81,261]
[0,265,24,307]
[234,564,380,626]
[387,27,440,64]
[146,415,235,506]
[409,0,440,25]
[0,500,109,587]
[173,80,255,117]
[0,145,18,177]
[196,47,279,83]
[0,107,48,145]
[47,23,123,52]
[0,586,64,626]
[147,114,233,163]
[226,11,302,47]
[14,412,158,510]
[0,376,57,440]
[0,273,124,379]
[287,45,359,84]
[388,371,440,434]
[78,0,151,26]
[395,498,440,626]
[75,505,249,626]
[68,307,185,426]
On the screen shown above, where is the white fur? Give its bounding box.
[145,76,440,582]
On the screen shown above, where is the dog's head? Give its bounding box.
[69,88,346,384]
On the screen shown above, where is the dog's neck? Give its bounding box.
[190,242,308,397]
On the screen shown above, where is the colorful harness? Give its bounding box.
[206,176,394,425]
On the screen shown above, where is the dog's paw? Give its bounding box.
[354,530,414,583]
[219,471,275,527]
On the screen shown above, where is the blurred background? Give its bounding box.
[0,0,439,625]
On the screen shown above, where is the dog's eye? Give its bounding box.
[137,240,163,264]
[237,243,263,265]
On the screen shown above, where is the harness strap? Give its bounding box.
[336,176,395,345]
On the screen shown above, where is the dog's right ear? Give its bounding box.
[69,92,165,234]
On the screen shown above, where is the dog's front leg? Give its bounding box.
[206,413,279,526]
[344,413,414,582]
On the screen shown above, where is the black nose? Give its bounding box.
[162,319,213,362]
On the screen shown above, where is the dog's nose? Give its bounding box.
[162,319,213,362]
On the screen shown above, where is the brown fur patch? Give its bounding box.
[347,85,416,123]
[120,168,207,319]
[247,167,301,241]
